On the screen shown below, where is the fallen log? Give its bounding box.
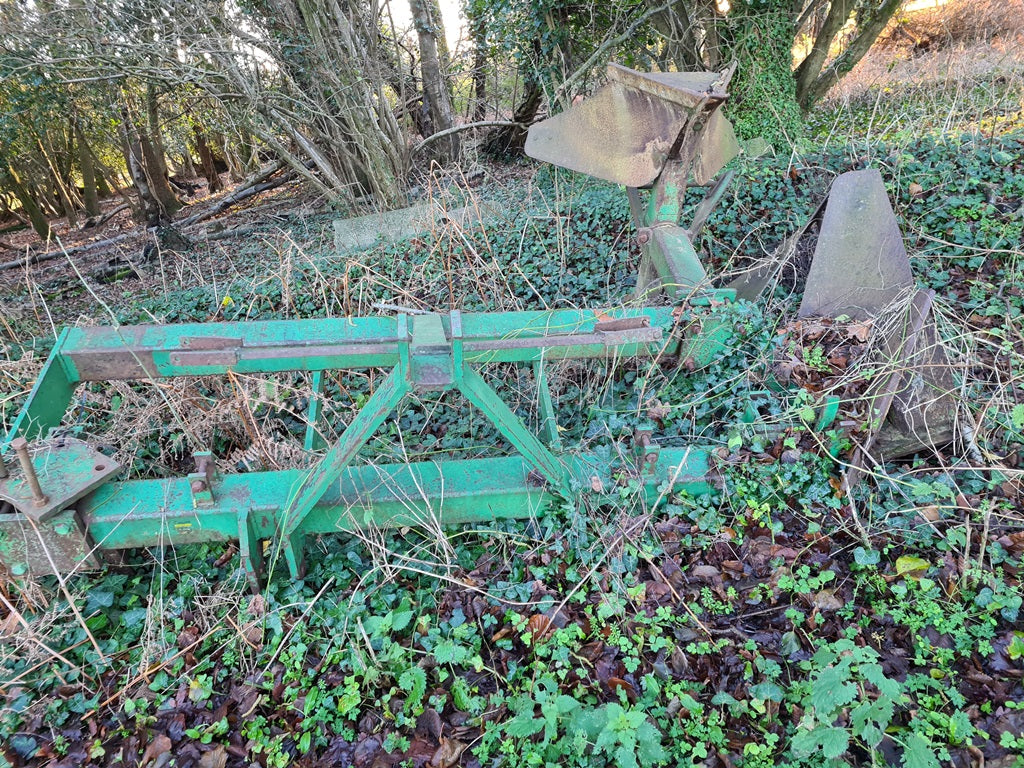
[177,161,292,227]
[0,233,136,272]
[82,203,131,230]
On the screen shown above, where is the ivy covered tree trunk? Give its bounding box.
[719,0,804,149]
[466,1,488,120]
[482,77,543,157]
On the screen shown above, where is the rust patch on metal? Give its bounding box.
[525,64,737,188]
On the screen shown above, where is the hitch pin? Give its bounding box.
[11,437,49,508]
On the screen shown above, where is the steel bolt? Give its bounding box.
[636,228,652,245]
[10,437,48,508]
[191,479,207,493]
[0,454,8,479]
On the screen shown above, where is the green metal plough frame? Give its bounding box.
[0,65,841,586]
[1,303,738,586]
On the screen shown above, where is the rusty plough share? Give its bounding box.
[0,65,955,587]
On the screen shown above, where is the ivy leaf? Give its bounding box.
[854,547,881,566]
[895,555,930,578]
[121,607,148,627]
[85,591,115,613]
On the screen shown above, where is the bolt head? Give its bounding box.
[10,437,27,451]
[191,479,207,493]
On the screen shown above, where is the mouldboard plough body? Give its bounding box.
[0,65,955,587]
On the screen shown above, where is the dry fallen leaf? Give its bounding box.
[198,745,227,768]
[811,589,844,612]
[248,594,267,617]
[0,612,20,637]
[607,676,638,702]
[846,320,872,343]
[139,734,172,768]
[690,564,722,582]
[430,737,467,768]
[416,708,443,743]
[909,181,924,196]
[527,613,554,642]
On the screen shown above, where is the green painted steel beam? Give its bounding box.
[54,306,734,381]
[77,447,713,551]
[280,366,411,577]
[303,370,326,451]
[3,329,77,447]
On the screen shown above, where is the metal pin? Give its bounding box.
[10,438,48,508]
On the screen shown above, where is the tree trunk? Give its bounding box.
[138,131,181,217]
[410,0,460,162]
[122,112,167,227]
[482,78,543,157]
[36,136,79,226]
[797,0,903,108]
[194,127,224,192]
[793,0,855,110]
[178,149,198,180]
[146,85,173,183]
[76,121,101,217]
[467,4,488,120]
[2,164,52,240]
[648,0,705,71]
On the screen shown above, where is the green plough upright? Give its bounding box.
[0,64,952,587]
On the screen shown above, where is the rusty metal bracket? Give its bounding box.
[0,438,120,522]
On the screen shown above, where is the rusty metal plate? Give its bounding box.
[0,438,120,521]
[525,64,730,188]
[846,290,957,484]
[870,290,957,460]
[693,109,739,186]
[0,507,99,577]
[799,169,914,320]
